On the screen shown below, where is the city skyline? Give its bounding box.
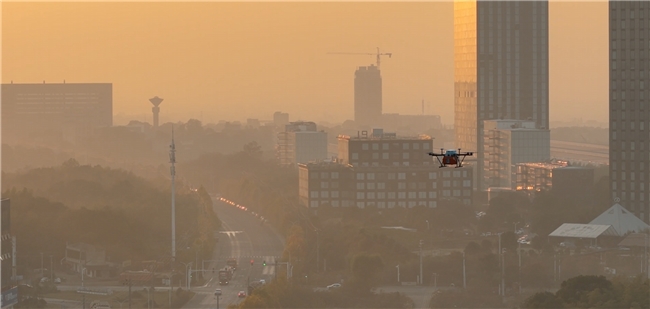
[3,2,608,126]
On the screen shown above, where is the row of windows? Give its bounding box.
[310,189,472,199]
[350,152,432,160]
[310,200,440,209]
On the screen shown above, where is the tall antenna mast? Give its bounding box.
[170,126,176,261]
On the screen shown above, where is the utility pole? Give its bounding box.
[518,242,522,294]
[419,240,423,285]
[396,265,400,283]
[170,127,176,261]
[316,230,320,273]
[462,251,466,289]
[501,251,505,297]
[50,255,53,282]
[40,252,44,279]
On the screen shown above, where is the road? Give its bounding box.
[550,140,609,165]
[181,196,285,309]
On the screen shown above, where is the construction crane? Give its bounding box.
[327,47,392,69]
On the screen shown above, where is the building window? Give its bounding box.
[362,143,369,150]
[388,173,396,180]
[443,190,451,197]
[331,172,339,179]
[443,171,451,177]
[372,153,379,159]
[372,143,379,150]
[398,201,406,208]
[357,173,365,180]
[418,192,427,198]
[352,153,359,160]
[398,192,406,199]
[357,183,365,190]
[443,181,451,187]
[356,192,365,199]
[429,172,437,179]
[428,191,437,198]
[383,143,389,150]
[413,143,420,150]
[378,201,386,208]
[388,192,396,199]
[403,143,410,150]
[321,182,329,189]
[367,173,375,180]
[321,191,329,198]
[432,182,437,189]
[428,201,437,208]
[398,173,406,179]
[367,192,376,199]
[453,190,461,196]
[453,171,461,177]
[382,153,389,159]
[377,182,386,189]
[332,191,339,198]
[408,201,416,208]
[310,201,319,208]
[463,180,471,187]
[310,191,319,198]
[388,201,396,208]
[357,202,365,208]
[423,143,430,150]
[408,192,416,199]
[398,182,406,189]
[403,153,410,159]
[332,201,339,207]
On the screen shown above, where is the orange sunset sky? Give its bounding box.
[2,1,609,126]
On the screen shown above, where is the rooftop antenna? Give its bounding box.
[169,125,176,261]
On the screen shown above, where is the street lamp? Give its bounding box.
[426,220,430,230]
[396,265,400,283]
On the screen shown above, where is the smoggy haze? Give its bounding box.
[2,1,608,125]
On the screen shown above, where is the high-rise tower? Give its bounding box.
[354,65,382,126]
[454,0,549,191]
[609,1,650,223]
[150,96,164,127]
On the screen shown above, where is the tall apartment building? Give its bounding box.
[454,1,549,191]
[516,161,594,204]
[609,1,650,223]
[299,130,474,209]
[483,119,550,189]
[1,82,113,142]
[354,65,382,126]
[276,121,328,166]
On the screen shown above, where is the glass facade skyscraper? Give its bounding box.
[454,0,549,191]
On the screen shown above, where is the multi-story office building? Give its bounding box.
[354,65,382,126]
[276,122,328,166]
[1,82,113,142]
[299,130,474,209]
[483,119,550,189]
[337,129,434,167]
[516,161,594,203]
[454,1,549,191]
[273,111,289,127]
[609,1,650,223]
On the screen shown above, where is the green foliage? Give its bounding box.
[522,291,564,309]
[521,275,650,309]
[2,162,216,262]
[349,253,384,293]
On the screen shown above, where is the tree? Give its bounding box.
[349,253,384,293]
[556,275,612,307]
[522,291,564,309]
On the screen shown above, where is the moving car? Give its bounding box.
[214,288,222,296]
[238,291,247,298]
[327,283,341,290]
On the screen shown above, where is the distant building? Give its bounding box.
[1,82,113,142]
[299,130,473,209]
[64,242,113,278]
[515,160,594,203]
[337,129,434,167]
[354,65,382,126]
[1,198,17,309]
[454,1,549,191]
[273,112,289,127]
[276,122,328,166]
[483,119,550,189]
[609,1,650,223]
[246,118,261,129]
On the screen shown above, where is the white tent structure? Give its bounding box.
[589,203,650,236]
[549,224,620,239]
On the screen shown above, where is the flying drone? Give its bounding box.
[428,148,474,168]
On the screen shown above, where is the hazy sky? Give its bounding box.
[2,1,608,126]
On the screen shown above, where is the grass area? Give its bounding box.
[43,289,195,309]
